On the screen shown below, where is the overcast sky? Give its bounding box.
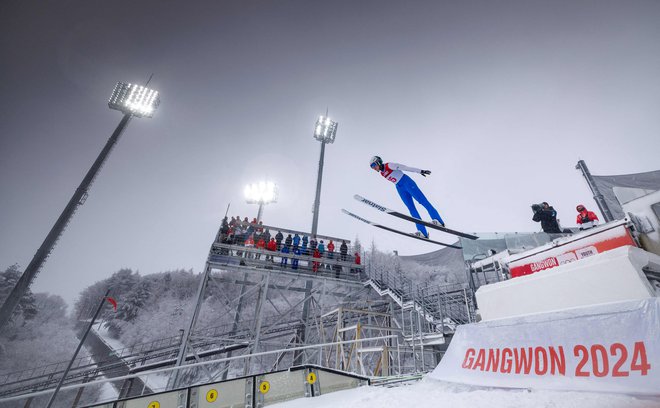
[1,0,659,307]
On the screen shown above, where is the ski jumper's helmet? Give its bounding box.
[370,156,383,169]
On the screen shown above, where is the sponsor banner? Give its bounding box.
[509,225,636,277]
[429,298,659,395]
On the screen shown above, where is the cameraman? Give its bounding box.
[532,202,562,233]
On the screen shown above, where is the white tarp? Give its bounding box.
[591,170,660,220]
[429,298,659,396]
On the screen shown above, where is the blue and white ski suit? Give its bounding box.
[379,162,444,237]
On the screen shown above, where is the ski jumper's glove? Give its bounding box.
[421,170,431,177]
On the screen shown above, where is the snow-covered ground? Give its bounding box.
[272,378,660,408]
[96,381,118,402]
[88,323,660,407]
[93,322,125,353]
[92,323,170,392]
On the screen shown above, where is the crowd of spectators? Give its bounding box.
[216,216,361,276]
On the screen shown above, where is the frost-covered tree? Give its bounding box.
[353,235,362,254]
[0,293,81,376]
[75,269,201,345]
[0,264,37,325]
[116,280,151,322]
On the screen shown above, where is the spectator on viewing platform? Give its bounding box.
[233,224,244,243]
[234,224,246,256]
[280,245,290,267]
[352,252,362,274]
[275,231,284,250]
[317,241,326,270]
[292,247,301,270]
[285,233,293,250]
[263,229,271,244]
[312,248,321,273]
[257,221,264,233]
[309,237,317,253]
[302,235,309,255]
[256,236,266,260]
[229,216,238,227]
[340,240,348,262]
[329,241,341,276]
[532,202,562,234]
[293,234,301,252]
[225,225,235,246]
[327,240,335,259]
[218,217,229,243]
[266,238,277,261]
[244,234,255,258]
[576,204,599,230]
[326,240,335,271]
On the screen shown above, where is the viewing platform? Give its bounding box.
[209,220,362,283]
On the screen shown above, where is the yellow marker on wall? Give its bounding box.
[206,389,218,402]
[306,372,317,384]
[259,381,270,394]
[147,402,160,408]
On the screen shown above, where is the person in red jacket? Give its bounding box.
[266,238,277,262]
[576,204,599,230]
[312,248,322,273]
[352,252,362,274]
[256,236,266,260]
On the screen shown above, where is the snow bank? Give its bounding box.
[429,298,659,396]
[477,245,657,321]
[270,378,660,408]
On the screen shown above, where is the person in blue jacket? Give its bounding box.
[370,155,444,238]
[292,233,301,252]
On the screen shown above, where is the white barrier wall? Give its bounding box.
[87,366,369,408]
[429,298,659,396]
[476,246,657,322]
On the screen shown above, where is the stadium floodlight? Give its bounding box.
[310,113,338,238]
[244,181,278,222]
[313,115,338,144]
[0,81,160,333]
[108,82,160,118]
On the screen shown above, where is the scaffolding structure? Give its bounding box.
[0,220,474,405]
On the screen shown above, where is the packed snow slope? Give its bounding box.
[272,378,660,408]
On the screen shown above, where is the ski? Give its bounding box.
[342,209,462,249]
[354,194,479,240]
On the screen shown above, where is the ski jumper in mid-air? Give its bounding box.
[370,156,444,238]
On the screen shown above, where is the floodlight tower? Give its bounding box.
[0,82,160,331]
[244,181,278,222]
[296,114,337,366]
[310,114,338,238]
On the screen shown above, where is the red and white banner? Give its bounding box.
[508,224,636,278]
[429,298,659,396]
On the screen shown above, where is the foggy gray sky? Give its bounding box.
[1,1,659,308]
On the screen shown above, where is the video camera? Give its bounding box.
[531,203,543,213]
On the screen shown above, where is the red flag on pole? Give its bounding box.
[105,297,117,311]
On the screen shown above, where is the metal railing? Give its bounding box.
[0,336,400,407]
[208,243,365,282]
